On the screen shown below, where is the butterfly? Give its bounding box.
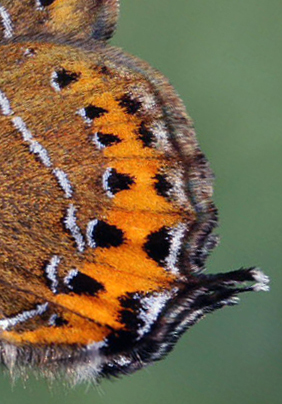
[0,0,269,384]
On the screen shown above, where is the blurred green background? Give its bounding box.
[1,0,281,403]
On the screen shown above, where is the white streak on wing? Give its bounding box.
[136,292,172,339]
[64,268,78,289]
[12,116,33,141]
[0,90,86,254]
[12,117,52,167]
[93,132,105,150]
[35,0,44,11]
[139,93,155,111]
[49,314,58,326]
[0,303,48,331]
[23,48,36,57]
[165,223,186,275]
[53,168,73,198]
[0,6,13,39]
[86,219,98,248]
[45,255,61,294]
[29,140,52,167]
[171,169,188,206]
[0,90,12,115]
[102,167,114,198]
[50,71,61,92]
[77,108,92,125]
[64,204,85,253]
[0,89,77,200]
[151,122,170,150]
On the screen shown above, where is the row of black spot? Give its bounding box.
[87,222,173,268]
[46,223,173,293]
[78,80,175,266]
[104,168,172,199]
[46,223,173,328]
[94,123,154,149]
[53,69,142,114]
[53,68,155,147]
[53,68,174,251]
[51,68,176,306]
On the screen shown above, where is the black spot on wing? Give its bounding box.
[119,293,145,331]
[38,0,56,6]
[138,122,154,147]
[95,132,121,147]
[154,174,173,198]
[67,271,105,296]
[120,309,144,331]
[53,68,80,89]
[119,293,141,310]
[91,220,124,248]
[51,315,68,327]
[84,105,108,120]
[143,227,171,266]
[54,317,68,327]
[118,94,142,115]
[103,330,137,355]
[100,66,111,75]
[101,292,156,357]
[107,169,135,195]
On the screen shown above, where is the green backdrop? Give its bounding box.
[1,1,281,403]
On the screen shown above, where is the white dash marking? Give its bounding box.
[0,6,13,39]
[86,219,98,248]
[23,48,36,57]
[0,303,48,331]
[77,108,92,125]
[171,169,188,206]
[102,167,114,198]
[45,255,61,294]
[35,0,44,11]
[136,292,172,339]
[0,88,76,199]
[64,268,78,289]
[139,92,156,111]
[93,132,105,150]
[64,204,85,253]
[49,314,59,326]
[12,117,52,167]
[12,116,33,141]
[50,71,61,92]
[29,140,52,167]
[151,122,170,150]
[165,223,186,275]
[53,168,73,198]
[0,90,12,115]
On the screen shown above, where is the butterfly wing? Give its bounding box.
[0,0,268,384]
[0,0,119,41]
